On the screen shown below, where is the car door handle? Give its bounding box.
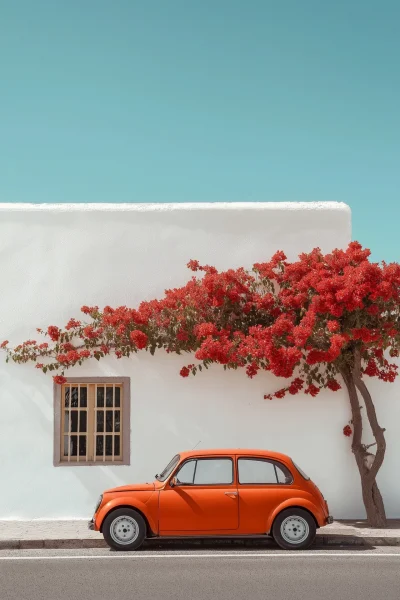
[224,492,238,497]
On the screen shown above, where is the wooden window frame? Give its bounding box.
[54,377,131,467]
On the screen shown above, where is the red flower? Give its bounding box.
[0,340,8,348]
[327,320,340,333]
[66,318,81,330]
[79,349,91,358]
[83,326,97,339]
[246,363,259,378]
[180,366,191,378]
[305,384,320,397]
[81,305,98,315]
[343,425,352,437]
[56,350,80,365]
[47,326,60,341]
[176,330,189,342]
[53,375,67,385]
[130,330,148,349]
[327,379,341,391]
[288,378,304,395]
[61,342,75,352]
[187,259,200,271]
[35,363,44,369]
[194,323,219,339]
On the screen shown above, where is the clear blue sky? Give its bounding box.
[1,1,399,261]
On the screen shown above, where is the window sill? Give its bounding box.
[54,460,130,467]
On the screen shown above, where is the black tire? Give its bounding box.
[272,508,316,550]
[102,508,146,551]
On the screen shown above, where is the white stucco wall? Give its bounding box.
[0,201,397,521]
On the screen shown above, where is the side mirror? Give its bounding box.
[170,477,178,488]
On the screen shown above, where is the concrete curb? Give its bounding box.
[1,534,400,550]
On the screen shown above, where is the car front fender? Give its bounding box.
[95,495,157,535]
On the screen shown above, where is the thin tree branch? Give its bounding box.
[353,348,386,482]
[340,364,366,473]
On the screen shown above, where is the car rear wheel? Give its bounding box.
[102,508,146,551]
[272,508,316,550]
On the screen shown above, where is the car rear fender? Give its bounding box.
[266,498,325,532]
[95,496,157,535]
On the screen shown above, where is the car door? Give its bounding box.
[159,457,239,533]
[236,456,295,534]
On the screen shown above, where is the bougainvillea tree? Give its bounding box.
[2,242,400,527]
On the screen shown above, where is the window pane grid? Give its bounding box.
[61,383,123,464]
[94,384,123,462]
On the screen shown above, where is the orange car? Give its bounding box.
[89,449,332,551]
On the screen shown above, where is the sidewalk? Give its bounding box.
[0,519,400,550]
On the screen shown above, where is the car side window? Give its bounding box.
[176,460,196,484]
[175,458,233,485]
[194,458,233,485]
[238,458,293,485]
[276,463,293,484]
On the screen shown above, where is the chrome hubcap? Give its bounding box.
[280,516,309,544]
[110,516,139,545]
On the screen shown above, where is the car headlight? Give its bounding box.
[94,494,103,514]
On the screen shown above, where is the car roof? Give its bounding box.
[178,448,292,462]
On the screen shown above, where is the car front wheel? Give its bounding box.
[272,508,316,550]
[102,508,146,551]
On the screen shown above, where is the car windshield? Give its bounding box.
[155,454,180,482]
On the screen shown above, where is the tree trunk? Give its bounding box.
[340,358,387,528]
[361,480,387,528]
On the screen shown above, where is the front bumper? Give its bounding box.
[326,515,333,524]
[88,519,95,530]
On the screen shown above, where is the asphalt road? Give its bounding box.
[1,548,400,600]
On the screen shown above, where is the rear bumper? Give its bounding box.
[326,515,333,524]
[88,519,95,530]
